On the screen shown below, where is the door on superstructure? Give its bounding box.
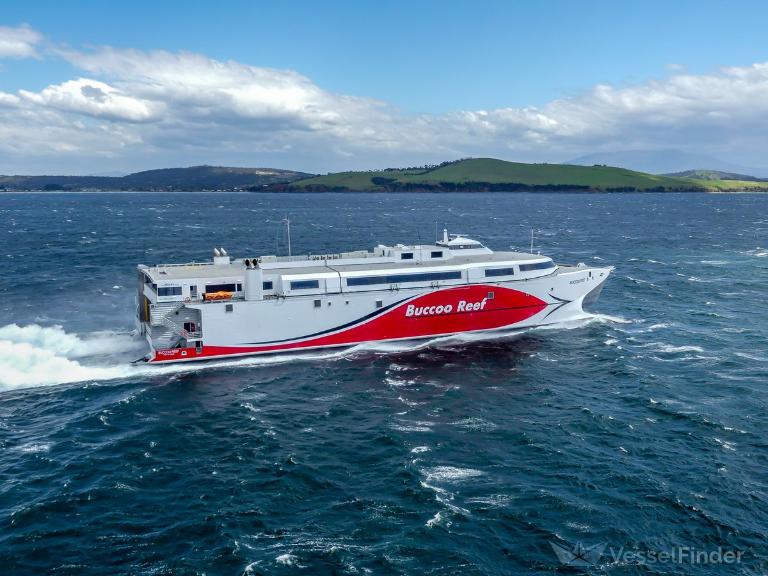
[190,285,198,300]
[325,276,341,294]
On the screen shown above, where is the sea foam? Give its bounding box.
[0,324,141,389]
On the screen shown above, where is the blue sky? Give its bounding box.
[1,1,768,173]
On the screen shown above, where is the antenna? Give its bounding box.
[415,221,423,261]
[274,222,280,255]
[283,216,291,256]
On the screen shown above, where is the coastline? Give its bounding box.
[2,188,767,194]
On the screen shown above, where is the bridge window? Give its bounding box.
[449,244,483,250]
[519,261,556,272]
[157,286,182,296]
[401,252,414,260]
[290,280,320,290]
[485,267,515,277]
[346,270,462,286]
[263,281,274,290]
[431,251,443,258]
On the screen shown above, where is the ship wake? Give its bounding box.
[0,314,630,391]
[0,324,144,390]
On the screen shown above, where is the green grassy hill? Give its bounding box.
[687,178,768,192]
[289,158,715,192]
[664,169,766,182]
[0,165,311,191]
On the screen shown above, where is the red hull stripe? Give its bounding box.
[151,284,548,362]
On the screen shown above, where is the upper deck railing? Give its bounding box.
[148,250,383,270]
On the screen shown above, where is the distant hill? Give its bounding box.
[567,149,768,177]
[3,159,767,193]
[284,157,758,192]
[664,169,767,182]
[0,165,312,191]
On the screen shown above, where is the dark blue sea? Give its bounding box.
[0,192,766,575]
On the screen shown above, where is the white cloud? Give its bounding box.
[57,47,392,130]
[19,78,161,122]
[0,24,42,59]
[3,33,768,173]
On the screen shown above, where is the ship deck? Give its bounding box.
[142,250,557,281]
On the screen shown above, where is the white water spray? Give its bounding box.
[0,324,147,390]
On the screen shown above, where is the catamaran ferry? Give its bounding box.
[135,230,611,363]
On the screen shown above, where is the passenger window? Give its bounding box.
[290,280,320,290]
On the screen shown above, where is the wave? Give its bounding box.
[656,344,705,354]
[0,324,143,390]
[423,466,484,483]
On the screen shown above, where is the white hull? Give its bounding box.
[140,266,611,363]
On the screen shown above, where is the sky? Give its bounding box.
[1,0,768,174]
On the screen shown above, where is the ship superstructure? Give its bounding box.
[135,231,611,362]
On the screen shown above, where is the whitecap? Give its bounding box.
[423,466,484,483]
[656,344,704,354]
[426,511,449,528]
[465,494,515,508]
[17,442,51,453]
[397,395,423,407]
[449,417,498,431]
[735,351,768,362]
[713,438,737,451]
[584,313,633,324]
[275,553,302,567]
[390,423,432,433]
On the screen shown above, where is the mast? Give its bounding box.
[283,217,292,257]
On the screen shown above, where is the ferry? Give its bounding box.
[135,230,612,363]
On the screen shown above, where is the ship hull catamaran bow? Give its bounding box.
[135,230,612,363]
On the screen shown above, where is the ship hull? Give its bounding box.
[146,267,611,363]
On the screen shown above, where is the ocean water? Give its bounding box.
[0,192,766,575]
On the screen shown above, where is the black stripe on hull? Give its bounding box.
[244,296,409,345]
